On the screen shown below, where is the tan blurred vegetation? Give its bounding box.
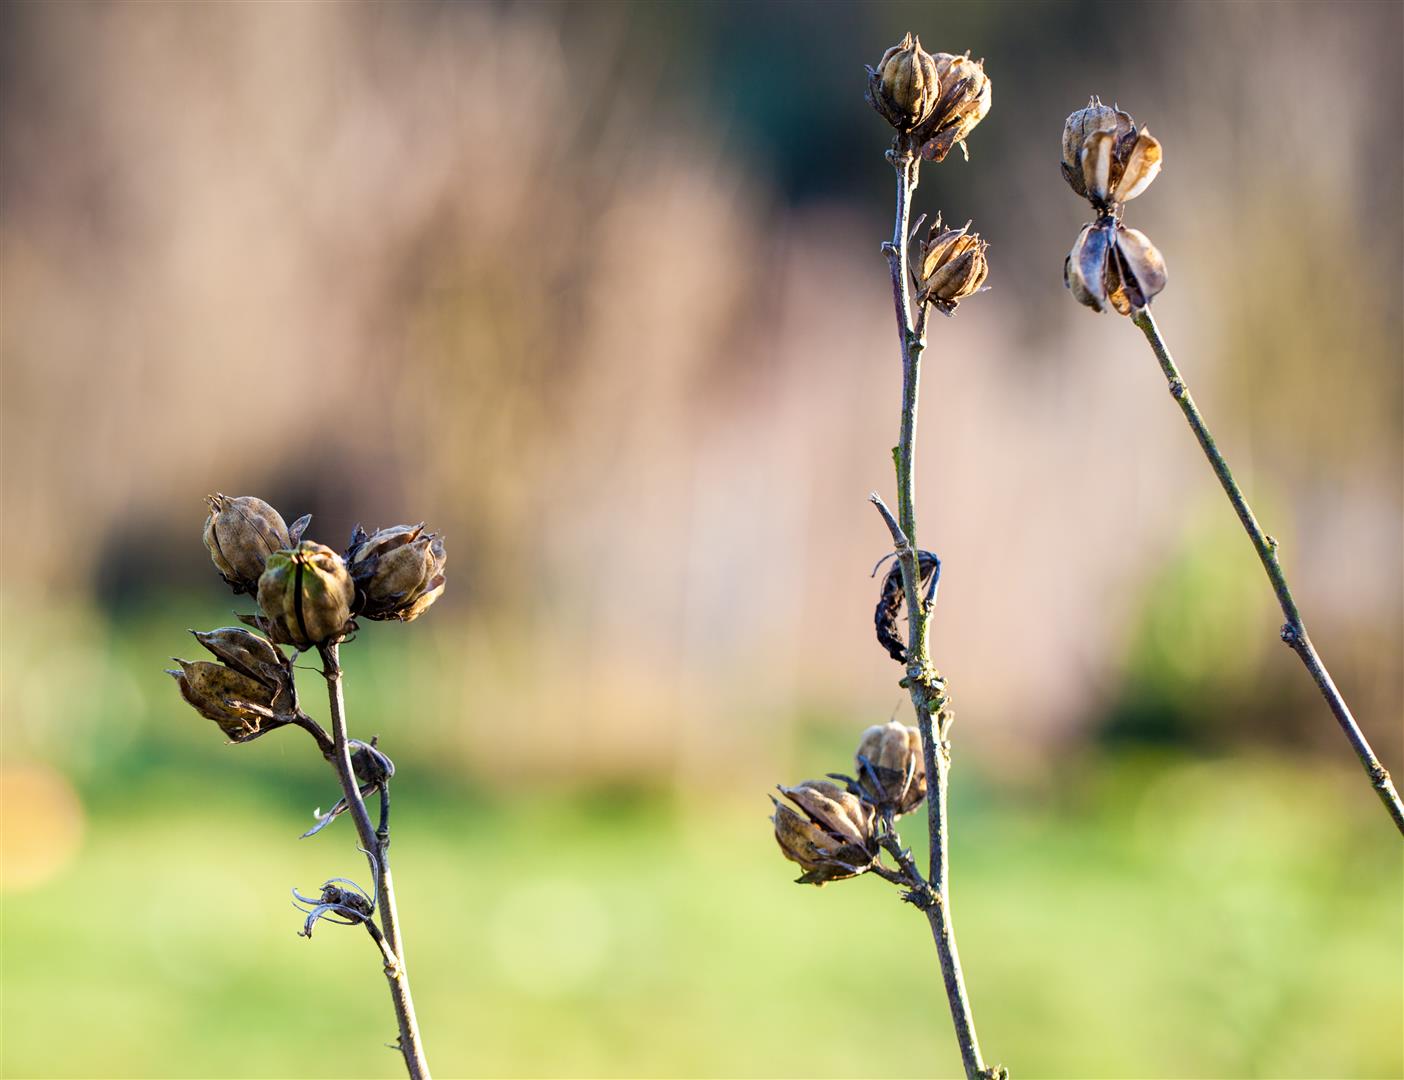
[2,0,1400,775]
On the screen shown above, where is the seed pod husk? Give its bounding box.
[257,542,354,649]
[1065,219,1167,316]
[916,51,992,162]
[190,626,294,711]
[855,721,926,816]
[345,524,447,622]
[167,658,278,742]
[203,494,291,595]
[771,780,878,885]
[1064,220,1115,313]
[866,33,941,132]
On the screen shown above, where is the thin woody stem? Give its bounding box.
[876,146,995,1080]
[320,643,433,1079]
[1131,309,1404,837]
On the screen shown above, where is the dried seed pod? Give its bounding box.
[345,524,446,622]
[771,780,878,885]
[256,542,355,649]
[916,51,992,162]
[866,33,941,132]
[167,658,278,742]
[203,494,291,595]
[874,550,941,663]
[854,721,926,817]
[1064,219,1167,315]
[1060,97,1161,208]
[914,219,989,313]
[191,626,293,709]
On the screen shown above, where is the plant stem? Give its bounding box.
[320,642,433,1078]
[878,146,995,1080]
[1131,309,1404,837]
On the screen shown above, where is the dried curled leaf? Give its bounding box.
[874,550,941,663]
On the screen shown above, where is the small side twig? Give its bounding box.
[1131,309,1404,837]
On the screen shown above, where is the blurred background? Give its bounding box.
[2,1,1401,1077]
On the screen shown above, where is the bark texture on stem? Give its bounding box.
[1131,309,1404,837]
[320,643,433,1079]
[878,146,997,1080]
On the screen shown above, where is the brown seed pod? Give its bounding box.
[866,33,942,132]
[771,780,879,885]
[853,721,927,817]
[345,523,446,623]
[256,542,355,649]
[202,494,292,595]
[1064,218,1167,315]
[1060,97,1162,209]
[913,218,989,314]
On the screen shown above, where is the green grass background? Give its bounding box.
[3,608,1401,1078]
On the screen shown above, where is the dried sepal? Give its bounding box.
[771,780,878,885]
[1112,130,1162,204]
[1064,220,1114,313]
[866,33,941,132]
[293,864,378,939]
[1108,226,1167,314]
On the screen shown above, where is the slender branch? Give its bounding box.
[319,643,433,1079]
[878,146,996,1080]
[1130,310,1404,836]
[290,711,336,757]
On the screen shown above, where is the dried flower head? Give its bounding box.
[867,33,941,132]
[854,721,926,817]
[346,524,446,623]
[916,51,992,162]
[1060,97,1161,209]
[771,780,878,885]
[203,494,293,595]
[256,541,355,649]
[1065,218,1167,315]
[914,219,989,313]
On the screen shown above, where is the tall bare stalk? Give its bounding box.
[1130,311,1404,836]
[870,141,989,1078]
[770,34,1004,1080]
